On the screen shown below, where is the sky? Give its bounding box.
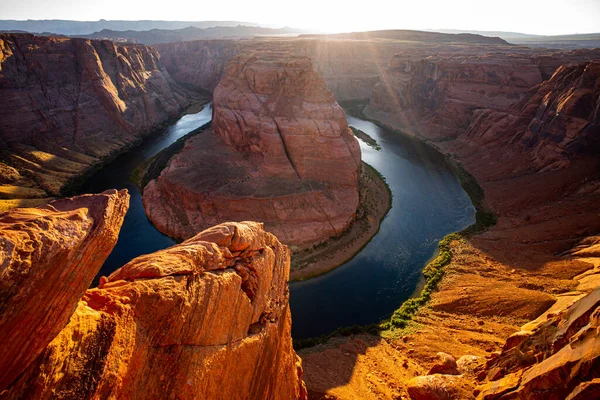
[1,0,600,35]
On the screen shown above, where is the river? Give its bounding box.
[79,105,475,338]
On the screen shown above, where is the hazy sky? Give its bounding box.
[2,0,600,35]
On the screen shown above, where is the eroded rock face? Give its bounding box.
[212,54,361,185]
[143,53,361,248]
[476,287,600,399]
[0,189,130,392]
[0,33,192,203]
[155,38,405,102]
[468,61,600,171]
[366,53,544,140]
[1,216,307,399]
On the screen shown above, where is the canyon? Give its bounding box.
[299,40,600,399]
[0,29,599,400]
[0,33,195,212]
[154,33,517,102]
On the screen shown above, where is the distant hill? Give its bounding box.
[509,33,600,49]
[426,29,538,39]
[0,19,268,35]
[428,29,600,49]
[77,25,311,44]
[301,30,509,45]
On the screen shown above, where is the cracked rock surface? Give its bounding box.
[0,195,306,399]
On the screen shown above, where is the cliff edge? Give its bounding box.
[0,194,306,399]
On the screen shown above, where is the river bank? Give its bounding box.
[300,103,600,398]
[290,162,391,281]
[0,99,209,214]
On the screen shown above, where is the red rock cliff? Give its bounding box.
[0,189,130,392]
[0,33,193,205]
[365,53,544,139]
[212,53,360,185]
[467,61,600,172]
[143,53,361,248]
[0,197,306,399]
[156,38,413,101]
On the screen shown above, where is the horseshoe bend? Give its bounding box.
[0,12,600,400]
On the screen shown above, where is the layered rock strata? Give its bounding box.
[0,189,130,392]
[155,37,521,103]
[143,54,361,248]
[477,283,600,399]
[0,195,306,399]
[0,33,192,209]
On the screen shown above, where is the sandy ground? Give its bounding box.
[300,235,600,399]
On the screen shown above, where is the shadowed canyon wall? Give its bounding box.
[0,33,193,209]
[0,193,306,399]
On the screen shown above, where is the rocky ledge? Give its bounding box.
[143,53,361,249]
[0,193,306,399]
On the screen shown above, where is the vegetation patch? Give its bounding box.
[350,126,381,151]
[293,233,462,349]
[448,161,497,235]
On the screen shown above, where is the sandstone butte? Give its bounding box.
[0,192,307,399]
[0,33,194,212]
[143,53,362,249]
[300,52,600,398]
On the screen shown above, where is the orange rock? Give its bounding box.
[143,53,361,248]
[3,221,306,399]
[476,287,600,399]
[0,189,130,392]
[406,374,474,400]
[428,352,460,375]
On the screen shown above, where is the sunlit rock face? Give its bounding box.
[143,53,361,248]
[0,33,192,202]
[477,284,600,400]
[0,189,130,392]
[0,194,307,400]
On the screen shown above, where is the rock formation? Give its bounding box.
[467,61,600,171]
[0,195,306,399]
[155,38,404,101]
[0,33,193,210]
[365,49,600,148]
[365,53,545,139]
[476,284,600,399]
[155,35,520,103]
[143,53,361,248]
[0,189,130,392]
